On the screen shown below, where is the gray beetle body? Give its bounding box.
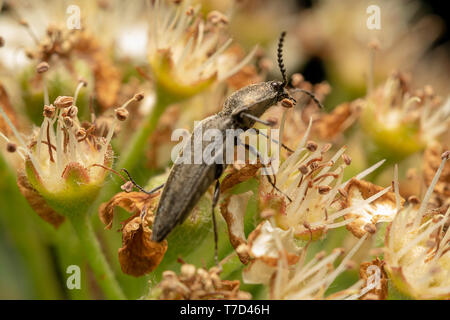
[151,81,289,242]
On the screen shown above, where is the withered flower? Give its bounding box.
[99,191,167,277]
[220,190,254,264]
[341,178,404,238]
[119,208,168,277]
[259,122,388,240]
[242,221,302,285]
[242,220,369,300]
[150,263,251,300]
[384,152,450,299]
[358,258,388,300]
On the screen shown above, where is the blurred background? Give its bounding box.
[0,0,448,299]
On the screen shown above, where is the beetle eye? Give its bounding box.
[271,81,283,90]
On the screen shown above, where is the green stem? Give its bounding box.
[117,93,174,171]
[0,157,62,299]
[69,213,125,300]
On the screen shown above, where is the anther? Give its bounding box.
[54,96,74,109]
[78,78,88,87]
[207,11,229,26]
[306,141,318,152]
[0,36,4,48]
[364,223,377,234]
[36,61,49,74]
[6,142,17,153]
[121,181,134,193]
[134,93,144,101]
[66,106,78,118]
[281,98,294,108]
[441,151,450,160]
[342,154,352,165]
[185,7,194,16]
[407,196,420,205]
[299,164,308,175]
[43,105,56,118]
[76,128,86,139]
[63,116,73,128]
[318,185,332,194]
[115,108,129,121]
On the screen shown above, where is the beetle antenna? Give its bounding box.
[289,88,324,109]
[121,168,164,194]
[278,31,288,87]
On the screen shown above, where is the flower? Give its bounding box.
[0,86,138,219]
[341,178,403,238]
[241,220,368,300]
[259,121,389,240]
[384,151,450,299]
[147,0,256,100]
[149,263,251,300]
[242,220,302,285]
[360,73,450,161]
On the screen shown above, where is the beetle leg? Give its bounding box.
[211,179,221,268]
[236,138,293,202]
[249,127,294,153]
[121,168,165,194]
[240,112,276,127]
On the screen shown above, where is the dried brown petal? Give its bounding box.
[220,163,263,193]
[17,174,65,228]
[227,65,262,90]
[98,191,160,229]
[314,101,360,140]
[359,258,388,300]
[220,191,253,264]
[342,178,404,238]
[118,212,168,277]
[54,96,74,109]
[36,61,49,74]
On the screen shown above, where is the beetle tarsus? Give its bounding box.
[240,112,276,127]
[211,179,221,268]
[251,127,294,153]
[121,168,165,195]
